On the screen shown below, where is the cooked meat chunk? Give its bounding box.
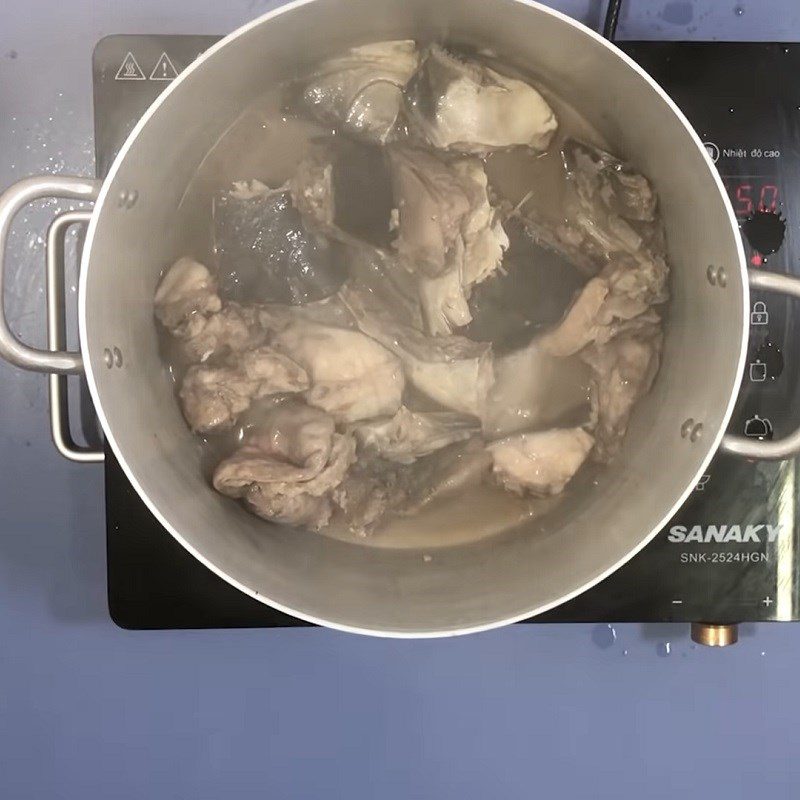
[515,139,665,279]
[180,365,255,433]
[213,180,346,305]
[181,303,267,364]
[213,403,355,529]
[489,427,594,496]
[353,407,479,464]
[454,159,510,287]
[341,283,494,418]
[388,147,509,335]
[563,139,657,223]
[302,40,419,143]
[538,256,668,357]
[388,146,473,278]
[405,45,557,153]
[155,258,272,364]
[417,266,472,337]
[179,348,310,433]
[239,346,311,391]
[156,45,672,539]
[582,324,662,462]
[270,320,404,423]
[154,257,221,337]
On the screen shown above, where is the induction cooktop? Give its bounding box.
[95,35,800,634]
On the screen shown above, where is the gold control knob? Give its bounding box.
[691,622,739,647]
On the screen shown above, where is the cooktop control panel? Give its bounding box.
[97,37,800,628]
[543,41,800,625]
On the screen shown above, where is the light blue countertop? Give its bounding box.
[2,1,800,798]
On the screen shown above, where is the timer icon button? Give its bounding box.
[750,337,783,381]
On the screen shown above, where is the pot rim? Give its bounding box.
[78,0,749,637]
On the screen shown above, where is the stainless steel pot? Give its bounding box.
[3,0,800,637]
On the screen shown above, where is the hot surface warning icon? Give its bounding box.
[115,52,146,81]
[150,52,179,81]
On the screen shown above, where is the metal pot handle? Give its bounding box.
[0,176,103,462]
[0,176,100,372]
[720,269,800,460]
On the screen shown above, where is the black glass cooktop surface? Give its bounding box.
[97,36,800,629]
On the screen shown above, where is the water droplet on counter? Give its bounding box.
[657,641,672,657]
[622,649,629,656]
[592,623,617,649]
[734,5,745,15]
[761,651,766,657]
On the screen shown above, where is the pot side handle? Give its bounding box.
[720,268,800,460]
[0,176,104,463]
[0,176,100,373]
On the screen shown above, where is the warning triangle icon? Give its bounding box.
[115,51,146,81]
[149,52,179,81]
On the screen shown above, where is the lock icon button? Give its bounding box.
[751,301,769,325]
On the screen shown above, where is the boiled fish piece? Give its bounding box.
[244,490,334,530]
[388,146,473,278]
[417,263,472,337]
[514,139,664,281]
[489,427,594,496]
[332,457,408,536]
[397,438,493,515]
[405,45,557,153]
[269,319,404,423]
[292,140,396,247]
[563,139,657,223]
[353,406,480,464]
[289,149,335,230]
[582,324,663,462]
[289,145,424,329]
[302,40,419,143]
[537,254,668,358]
[341,283,494,418]
[464,216,586,352]
[333,438,492,533]
[154,257,222,338]
[453,159,510,287]
[213,180,346,305]
[388,147,508,335]
[549,139,664,273]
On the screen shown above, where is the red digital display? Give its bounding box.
[723,180,780,217]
